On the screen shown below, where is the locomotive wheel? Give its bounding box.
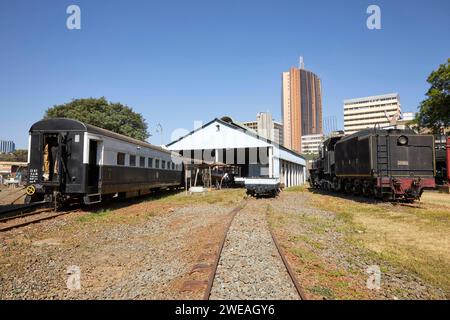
[373,187,381,199]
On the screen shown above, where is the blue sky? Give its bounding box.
[0,0,449,148]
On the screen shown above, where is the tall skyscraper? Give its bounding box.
[282,57,323,153]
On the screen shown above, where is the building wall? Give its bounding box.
[242,113,284,146]
[274,122,284,146]
[401,112,416,121]
[282,72,292,149]
[344,93,401,135]
[282,65,323,153]
[301,134,324,154]
[0,140,16,154]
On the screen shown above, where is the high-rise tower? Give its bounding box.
[281,58,323,152]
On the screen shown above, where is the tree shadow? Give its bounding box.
[74,188,184,213]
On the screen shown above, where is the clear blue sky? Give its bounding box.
[1,0,449,148]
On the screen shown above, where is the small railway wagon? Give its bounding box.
[26,118,183,207]
[310,128,436,201]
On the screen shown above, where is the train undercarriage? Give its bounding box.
[310,175,435,202]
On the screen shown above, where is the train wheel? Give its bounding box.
[24,194,44,205]
[373,186,381,199]
[344,182,352,194]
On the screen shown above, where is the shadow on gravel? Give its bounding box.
[307,188,389,205]
[0,204,29,214]
[308,188,428,209]
[59,188,184,214]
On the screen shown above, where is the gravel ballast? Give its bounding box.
[210,199,299,300]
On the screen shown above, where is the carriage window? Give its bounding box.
[117,152,125,166]
[155,159,160,169]
[148,158,153,168]
[161,160,166,170]
[130,155,136,167]
[139,156,145,167]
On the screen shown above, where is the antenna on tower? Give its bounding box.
[299,56,304,69]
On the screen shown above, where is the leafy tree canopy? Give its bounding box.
[0,149,28,162]
[44,97,149,141]
[416,58,450,134]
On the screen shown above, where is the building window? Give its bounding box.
[117,152,125,166]
[139,156,145,167]
[130,155,136,167]
[172,162,175,170]
[148,157,153,168]
[155,159,160,169]
[161,160,166,170]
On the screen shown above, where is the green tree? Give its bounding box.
[0,149,28,162]
[416,59,450,134]
[44,97,149,141]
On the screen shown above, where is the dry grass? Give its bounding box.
[306,190,450,295]
[74,188,246,225]
[152,188,246,206]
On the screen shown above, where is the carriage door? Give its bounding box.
[87,139,100,193]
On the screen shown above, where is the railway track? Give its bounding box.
[0,202,79,232]
[0,202,50,222]
[201,198,307,300]
[202,200,247,300]
[267,212,307,300]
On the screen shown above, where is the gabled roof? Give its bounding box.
[166,117,305,161]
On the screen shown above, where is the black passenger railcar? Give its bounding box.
[310,128,436,201]
[26,118,183,207]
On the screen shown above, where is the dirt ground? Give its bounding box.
[0,189,245,299]
[268,189,450,300]
[0,186,26,207]
[1,187,448,300]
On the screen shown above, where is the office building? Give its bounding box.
[344,93,401,135]
[301,134,324,155]
[0,140,15,154]
[282,57,323,153]
[242,112,284,145]
[401,112,416,121]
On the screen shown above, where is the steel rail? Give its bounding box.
[203,200,247,300]
[0,202,49,222]
[267,209,308,300]
[0,209,76,232]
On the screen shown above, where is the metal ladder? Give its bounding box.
[376,132,391,196]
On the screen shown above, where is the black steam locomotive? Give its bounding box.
[309,128,436,201]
